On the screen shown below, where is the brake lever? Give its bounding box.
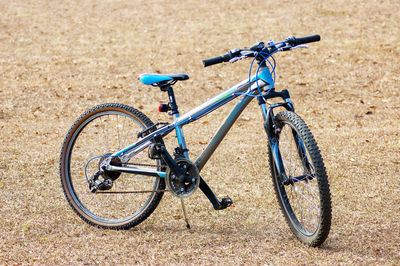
[292,44,309,49]
[278,44,309,52]
[229,51,256,63]
[229,56,246,63]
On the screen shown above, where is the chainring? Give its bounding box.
[166,158,200,198]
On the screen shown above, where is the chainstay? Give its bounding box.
[96,189,169,194]
[98,162,166,194]
[122,162,160,168]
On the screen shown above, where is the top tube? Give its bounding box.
[175,71,271,126]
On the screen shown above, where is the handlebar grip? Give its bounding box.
[289,35,321,46]
[202,54,231,67]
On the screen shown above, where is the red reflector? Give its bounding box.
[159,103,169,112]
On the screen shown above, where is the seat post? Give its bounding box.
[161,84,179,116]
[159,84,189,158]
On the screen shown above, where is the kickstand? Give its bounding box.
[180,198,191,229]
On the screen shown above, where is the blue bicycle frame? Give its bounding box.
[104,62,295,198]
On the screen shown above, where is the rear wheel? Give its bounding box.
[269,111,331,246]
[60,103,165,229]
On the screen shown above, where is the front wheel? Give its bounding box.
[60,103,165,229]
[268,111,331,246]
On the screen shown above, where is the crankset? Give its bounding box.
[166,158,200,198]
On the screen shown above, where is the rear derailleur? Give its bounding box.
[88,170,113,193]
[88,154,122,193]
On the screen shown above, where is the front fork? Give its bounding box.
[259,91,294,185]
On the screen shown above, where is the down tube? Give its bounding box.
[195,95,254,172]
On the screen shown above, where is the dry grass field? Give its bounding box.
[1,0,399,264]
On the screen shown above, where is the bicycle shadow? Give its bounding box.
[132,219,337,251]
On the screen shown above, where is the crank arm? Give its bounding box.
[199,176,233,210]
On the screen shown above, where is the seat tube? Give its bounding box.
[173,113,189,159]
[166,85,189,159]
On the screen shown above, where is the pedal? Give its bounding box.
[215,197,233,210]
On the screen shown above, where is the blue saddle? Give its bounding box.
[139,73,189,85]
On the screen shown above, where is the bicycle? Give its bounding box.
[59,35,332,247]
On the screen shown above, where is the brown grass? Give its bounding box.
[1,0,399,264]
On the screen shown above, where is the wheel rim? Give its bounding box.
[277,121,321,235]
[64,109,160,225]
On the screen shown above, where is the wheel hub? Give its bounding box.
[99,154,122,181]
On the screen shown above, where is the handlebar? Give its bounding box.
[202,34,320,67]
[286,35,320,46]
[202,54,231,67]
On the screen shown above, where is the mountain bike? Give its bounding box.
[60,35,332,247]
